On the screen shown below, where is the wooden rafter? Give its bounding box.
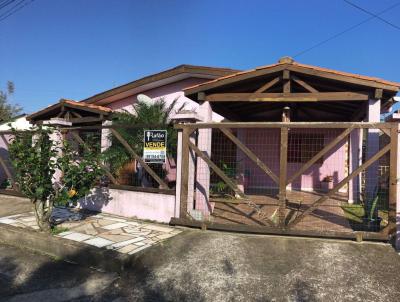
[254,76,281,93]
[292,75,318,93]
[205,92,370,102]
[287,143,391,228]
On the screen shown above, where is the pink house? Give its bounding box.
[5,58,400,244]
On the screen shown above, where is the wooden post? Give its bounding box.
[180,127,190,219]
[279,126,288,227]
[388,123,398,240]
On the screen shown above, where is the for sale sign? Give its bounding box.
[143,130,167,163]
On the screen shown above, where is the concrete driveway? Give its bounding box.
[0,192,399,301]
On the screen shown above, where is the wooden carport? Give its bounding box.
[172,57,400,241]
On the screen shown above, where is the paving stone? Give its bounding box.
[128,244,151,255]
[117,244,139,254]
[84,237,114,248]
[97,219,118,227]
[102,217,127,223]
[102,222,129,230]
[156,233,175,240]
[99,233,135,242]
[63,232,93,242]
[57,231,73,237]
[19,216,36,222]
[70,223,99,236]
[141,224,174,233]
[125,221,140,226]
[0,218,17,224]
[109,237,146,249]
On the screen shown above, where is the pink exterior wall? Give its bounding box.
[236,128,347,192]
[79,188,176,223]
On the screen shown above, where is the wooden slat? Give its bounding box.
[174,122,392,130]
[254,76,281,93]
[69,131,120,185]
[292,75,318,93]
[205,92,370,102]
[288,143,391,228]
[286,127,354,185]
[219,128,279,184]
[187,140,275,227]
[110,129,168,189]
[278,127,288,227]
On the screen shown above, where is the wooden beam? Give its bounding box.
[174,122,392,130]
[110,129,169,189]
[292,75,318,93]
[69,116,104,124]
[205,92,370,102]
[180,127,191,218]
[219,128,279,184]
[288,143,391,228]
[187,140,275,227]
[69,131,119,185]
[374,88,383,99]
[278,127,288,227]
[286,127,354,185]
[287,65,399,91]
[282,70,290,80]
[254,76,281,93]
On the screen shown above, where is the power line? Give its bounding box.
[0,0,25,18]
[344,0,400,31]
[0,0,16,11]
[293,2,400,58]
[0,0,34,23]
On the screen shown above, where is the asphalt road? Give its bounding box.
[1,230,400,302]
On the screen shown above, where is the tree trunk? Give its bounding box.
[33,199,53,232]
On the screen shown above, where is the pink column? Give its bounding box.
[366,99,381,200]
[195,101,213,218]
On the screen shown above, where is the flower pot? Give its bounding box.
[321,181,333,193]
[362,216,382,232]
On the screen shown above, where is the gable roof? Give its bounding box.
[27,99,112,122]
[82,64,239,105]
[184,57,400,98]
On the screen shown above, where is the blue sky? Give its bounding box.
[0,0,400,113]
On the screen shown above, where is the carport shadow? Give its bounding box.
[2,244,206,302]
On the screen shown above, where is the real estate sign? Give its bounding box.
[143,130,167,163]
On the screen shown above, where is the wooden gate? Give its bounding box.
[172,122,398,241]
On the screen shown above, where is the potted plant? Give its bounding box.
[321,175,333,192]
[362,186,382,232]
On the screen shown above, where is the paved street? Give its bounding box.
[1,229,400,302]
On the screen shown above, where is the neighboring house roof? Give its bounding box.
[0,114,31,131]
[184,57,400,97]
[27,99,112,122]
[82,64,239,105]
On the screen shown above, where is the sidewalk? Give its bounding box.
[0,203,182,256]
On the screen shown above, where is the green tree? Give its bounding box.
[0,81,22,122]
[8,126,102,231]
[103,98,183,186]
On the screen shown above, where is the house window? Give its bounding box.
[288,133,324,164]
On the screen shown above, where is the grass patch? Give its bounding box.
[51,226,69,235]
[341,203,388,231]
